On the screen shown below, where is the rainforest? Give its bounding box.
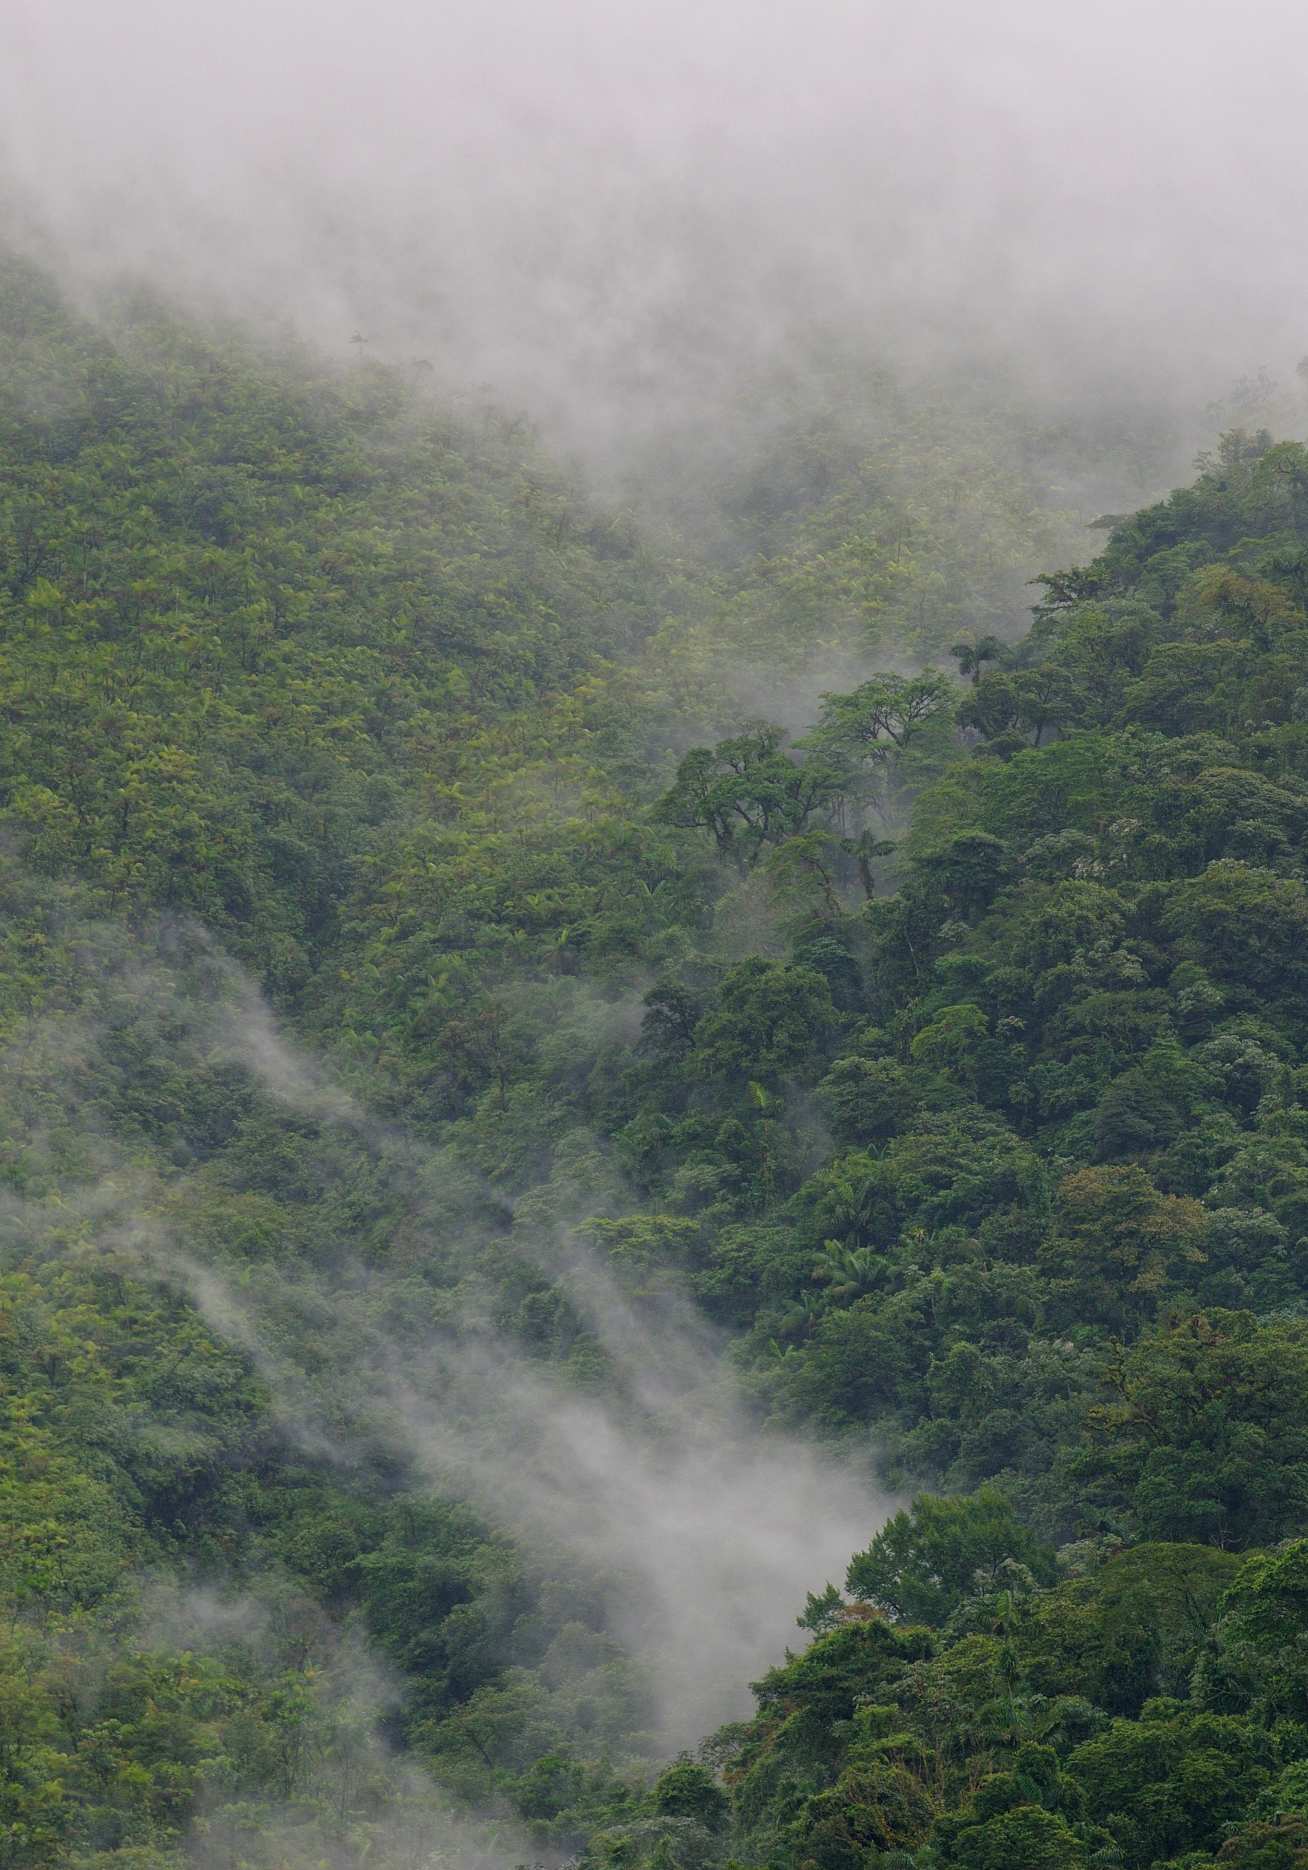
[6,5,1308,1868]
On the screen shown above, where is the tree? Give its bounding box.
[1077,1312,1308,1546]
[846,1488,1055,1626]
[654,1761,727,1830]
[1163,862,1308,1006]
[947,1802,1087,1870]
[951,635,1006,686]
[1067,1707,1272,1867]
[814,672,957,755]
[689,958,836,1086]
[1039,1165,1207,1331]
[1205,1539,1308,1725]
[656,726,845,869]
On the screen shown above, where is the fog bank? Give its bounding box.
[5,0,1307,472]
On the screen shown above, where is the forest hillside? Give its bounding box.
[4,253,1308,1870]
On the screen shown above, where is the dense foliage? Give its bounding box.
[5,249,1308,1870]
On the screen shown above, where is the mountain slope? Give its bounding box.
[6,255,1308,1870]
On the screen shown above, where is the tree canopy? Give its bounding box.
[5,249,1308,1870]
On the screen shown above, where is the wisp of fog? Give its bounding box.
[0,916,890,1755]
[190,951,893,1748]
[5,0,1308,477]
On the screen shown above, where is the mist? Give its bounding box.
[178,1236,888,1748]
[6,0,1308,485]
[181,949,893,1748]
[0,912,891,1765]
